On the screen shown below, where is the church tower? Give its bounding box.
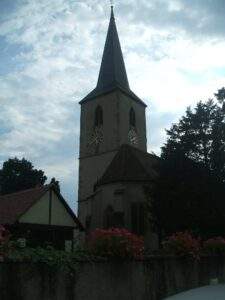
[78,7,147,227]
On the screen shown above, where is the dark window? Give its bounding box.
[85,215,92,233]
[103,206,124,229]
[95,106,103,127]
[114,189,124,196]
[131,202,145,235]
[113,212,124,228]
[103,206,114,229]
[129,108,136,127]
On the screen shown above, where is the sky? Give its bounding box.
[0,0,225,212]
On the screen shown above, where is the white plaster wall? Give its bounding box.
[51,191,76,227]
[19,191,50,224]
[19,190,76,227]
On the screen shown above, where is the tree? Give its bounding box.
[161,97,225,181]
[151,152,225,240]
[215,87,225,106]
[150,89,225,240]
[0,158,47,195]
[50,177,60,193]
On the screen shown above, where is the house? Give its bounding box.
[0,184,84,250]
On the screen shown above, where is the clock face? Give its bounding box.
[128,128,138,146]
[87,126,103,153]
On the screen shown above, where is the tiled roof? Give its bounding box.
[96,144,160,186]
[0,186,49,224]
[0,186,84,229]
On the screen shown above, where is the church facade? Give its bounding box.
[78,7,159,236]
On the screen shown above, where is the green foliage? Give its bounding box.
[0,225,11,260]
[215,87,225,105]
[161,99,225,176]
[149,88,225,240]
[203,237,225,255]
[50,177,60,193]
[0,157,47,195]
[4,242,94,273]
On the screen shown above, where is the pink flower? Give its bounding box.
[88,228,144,259]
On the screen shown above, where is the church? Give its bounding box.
[77,6,159,237]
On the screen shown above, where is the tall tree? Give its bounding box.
[161,97,225,181]
[50,177,60,193]
[0,158,47,195]
[150,89,225,239]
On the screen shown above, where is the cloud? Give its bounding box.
[0,0,224,210]
[119,0,225,39]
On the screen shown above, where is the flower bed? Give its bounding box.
[203,237,225,255]
[88,228,144,260]
[162,231,201,259]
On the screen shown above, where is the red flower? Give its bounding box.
[163,231,201,259]
[88,228,144,260]
[203,237,225,255]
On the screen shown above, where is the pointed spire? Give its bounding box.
[96,6,130,91]
[80,6,146,107]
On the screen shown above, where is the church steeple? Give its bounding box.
[78,4,148,231]
[80,6,146,106]
[96,6,130,91]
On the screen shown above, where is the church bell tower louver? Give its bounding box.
[78,6,147,226]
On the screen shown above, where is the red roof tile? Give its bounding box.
[0,186,84,230]
[0,186,49,224]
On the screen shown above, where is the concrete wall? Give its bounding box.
[1,256,225,300]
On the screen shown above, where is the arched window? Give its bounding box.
[103,205,114,229]
[95,106,103,127]
[129,108,136,127]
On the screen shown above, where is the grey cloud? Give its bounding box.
[0,0,224,207]
[146,102,179,154]
[118,0,225,39]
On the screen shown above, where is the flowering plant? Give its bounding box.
[203,237,225,255]
[163,231,201,259]
[88,228,144,260]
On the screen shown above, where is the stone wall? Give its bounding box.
[1,256,225,300]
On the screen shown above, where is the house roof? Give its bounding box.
[79,7,146,107]
[96,144,160,186]
[0,185,84,230]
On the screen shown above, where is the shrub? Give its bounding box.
[203,237,225,255]
[0,225,10,261]
[88,228,144,260]
[163,231,201,259]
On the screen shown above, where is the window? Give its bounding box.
[129,108,136,127]
[103,206,114,229]
[114,189,124,196]
[85,215,92,233]
[103,206,124,229]
[113,212,124,228]
[131,202,145,235]
[95,106,103,127]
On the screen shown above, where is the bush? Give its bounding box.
[0,225,10,261]
[88,228,144,260]
[203,237,225,255]
[163,231,201,259]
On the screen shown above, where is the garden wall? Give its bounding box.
[1,256,225,300]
